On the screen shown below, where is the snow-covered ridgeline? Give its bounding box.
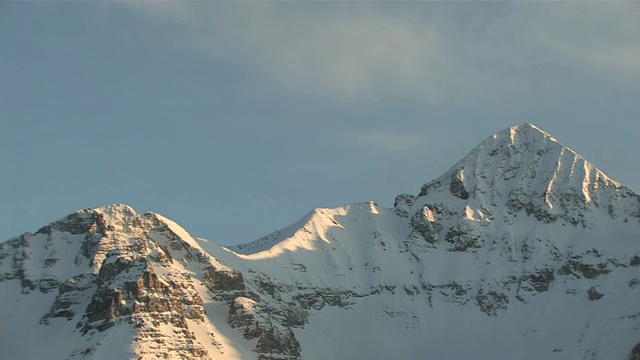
[1,123,639,360]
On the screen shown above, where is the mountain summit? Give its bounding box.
[417,123,636,224]
[1,124,639,360]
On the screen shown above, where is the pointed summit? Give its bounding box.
[503,123,557,144]
[418,123,568,197]
[414,123,638,226]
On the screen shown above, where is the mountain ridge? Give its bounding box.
[231,123,639,257]
[1,124,639,360]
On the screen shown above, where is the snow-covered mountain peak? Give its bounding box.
[413,123,639,229]
[419,123,565,197]
[228,205,353,256]
[95,203,136,215]
[504,122,557,145]
[0,202,241,360]
[32,204,141,237]
[229,201,393,256]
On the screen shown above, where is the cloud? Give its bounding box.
[125,2,449,102]
[123,2,640,103]
[533,3,640,76]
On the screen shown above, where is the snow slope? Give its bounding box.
[1,124,639,360]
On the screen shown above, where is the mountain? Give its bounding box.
[1,124,639,360]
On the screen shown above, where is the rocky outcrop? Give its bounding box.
[587,286,604,301]
[558,253,611,279]
[227,296,302,360]
[394,194,415,218]
[204,267,245,294]
[40,274,95,324]
[444,222,483,252]
[410,205,441,244]
[521,268,555,292]
[476,288,509,316]
[449,169,470,200]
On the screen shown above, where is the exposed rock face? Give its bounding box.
[0,205,229,359]
[522,268,555,292]
[449,169,470,200]
[394,194,415,218]
[1,124,639,360]
[409,204,441,245]
[476,288,509,316]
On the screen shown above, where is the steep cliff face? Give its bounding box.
[1,124,639,360]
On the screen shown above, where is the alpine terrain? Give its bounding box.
[1,124,639,360]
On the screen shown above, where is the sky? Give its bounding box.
[2,1,639,246]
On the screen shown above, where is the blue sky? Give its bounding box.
[2,2,639,245]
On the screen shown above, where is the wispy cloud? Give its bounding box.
[125,2,448,102]
[123,2,640,103]
[533,3,640,76]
